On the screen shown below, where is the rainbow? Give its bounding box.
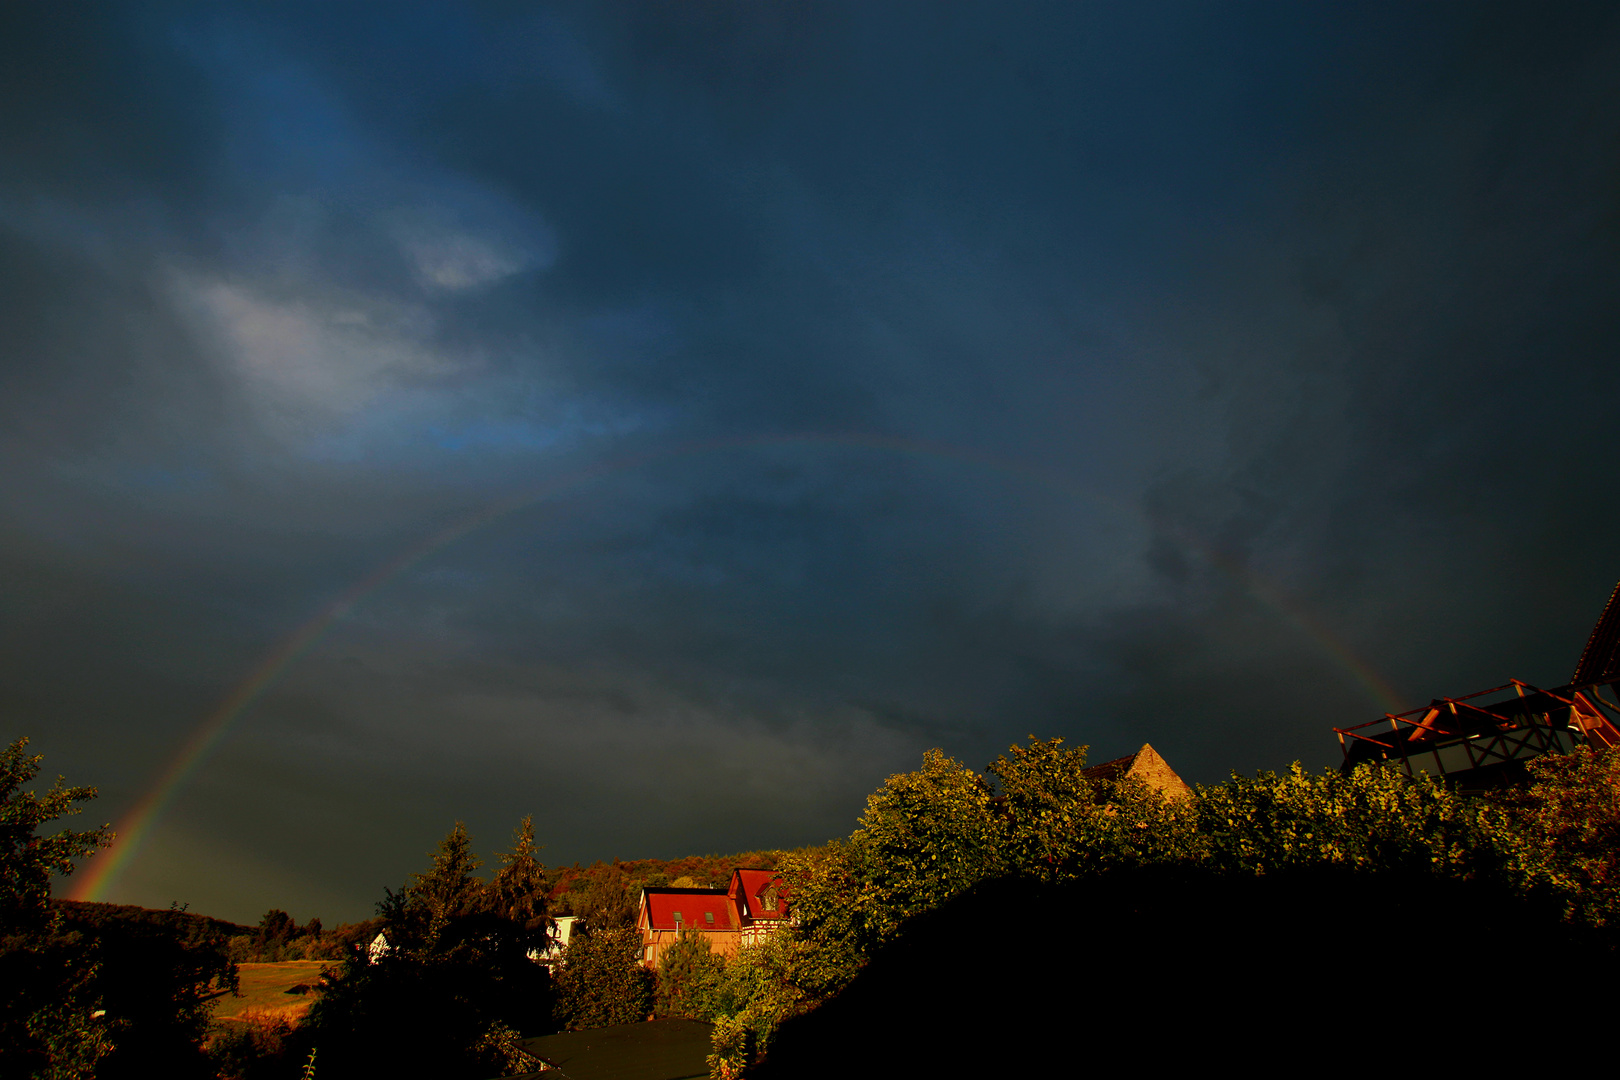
[1182,537,1407,713]
[69,430,1403,900]
[65,487,533,903]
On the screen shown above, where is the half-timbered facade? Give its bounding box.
[1335,580,1620,790]
[728,867,790,947]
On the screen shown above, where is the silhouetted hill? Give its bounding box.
[53,899,252,940]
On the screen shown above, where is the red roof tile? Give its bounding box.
[729,868,790,921]
[641,888,735,932]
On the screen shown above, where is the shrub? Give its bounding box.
[706,1013,752,1080]
[207,1016,294,1080]
[294,947,538,1079]
[552,925,653,1030]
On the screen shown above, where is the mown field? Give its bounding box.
[212,961,330,1026]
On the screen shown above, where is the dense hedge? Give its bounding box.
[705,739,1620,1076]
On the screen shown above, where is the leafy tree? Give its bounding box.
[716,750,1028,1072]
[749,867,1582,1079]
[769,841,867,990]
[87,909,238,1080]
[208,1015,295,1080]
[256,909,295,944]
[1,737,112,931]
[843,748,1001,949]
[707,1013,753,1080]
[1195,760,1476,877]
[1478,746,1620,927]
[986,736,1199,882]
[250,908,297,961]
[3,937,109,1080]
[0,737,114,1079]
[702,930,847,1068]
[655,930,728,1020]
[728,741,1620,1076]
[552,925,652,1030]
[554,865,640,928]
[295,946,537,1079]
[43,901,243,1066]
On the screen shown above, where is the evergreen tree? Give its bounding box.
[655,930,728,1020]
[488,815,548,935]
[297,819,553,1077]
[401,821,484,950]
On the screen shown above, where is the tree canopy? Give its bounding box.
[1,737,112,931]
[0,737,116,1080]
[718,737,1620,1075]
[296,818,553,1078]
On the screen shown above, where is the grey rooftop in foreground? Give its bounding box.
[511,1018,713,1080]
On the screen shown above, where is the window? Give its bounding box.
[704,911,715,926]
[762,886,779,912]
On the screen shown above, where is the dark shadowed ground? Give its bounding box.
[755,870,1614,1077]
[518,1018,711,1080]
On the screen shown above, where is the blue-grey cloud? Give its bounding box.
[3,1,1618,922]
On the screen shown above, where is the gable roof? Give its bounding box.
[1081,743,1193,800]
[728,868,789,921]
[1573,580,1620,686]
[639,887,735,932]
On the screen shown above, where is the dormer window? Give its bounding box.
[761,886,779,912]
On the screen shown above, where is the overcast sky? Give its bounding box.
[5,2,1619,924]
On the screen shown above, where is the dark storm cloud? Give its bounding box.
[3,2,1618,921]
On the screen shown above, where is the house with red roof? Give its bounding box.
[636,868,791,969]
[728,867,789,947]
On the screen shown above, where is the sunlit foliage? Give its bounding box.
[1196,760,1477,876]
[711,739,1620,1077]
[1478,746,1620,927]
[987,736,1199,879]
[655,929,728,1020]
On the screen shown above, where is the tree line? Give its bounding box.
[6,733,1620,1077]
